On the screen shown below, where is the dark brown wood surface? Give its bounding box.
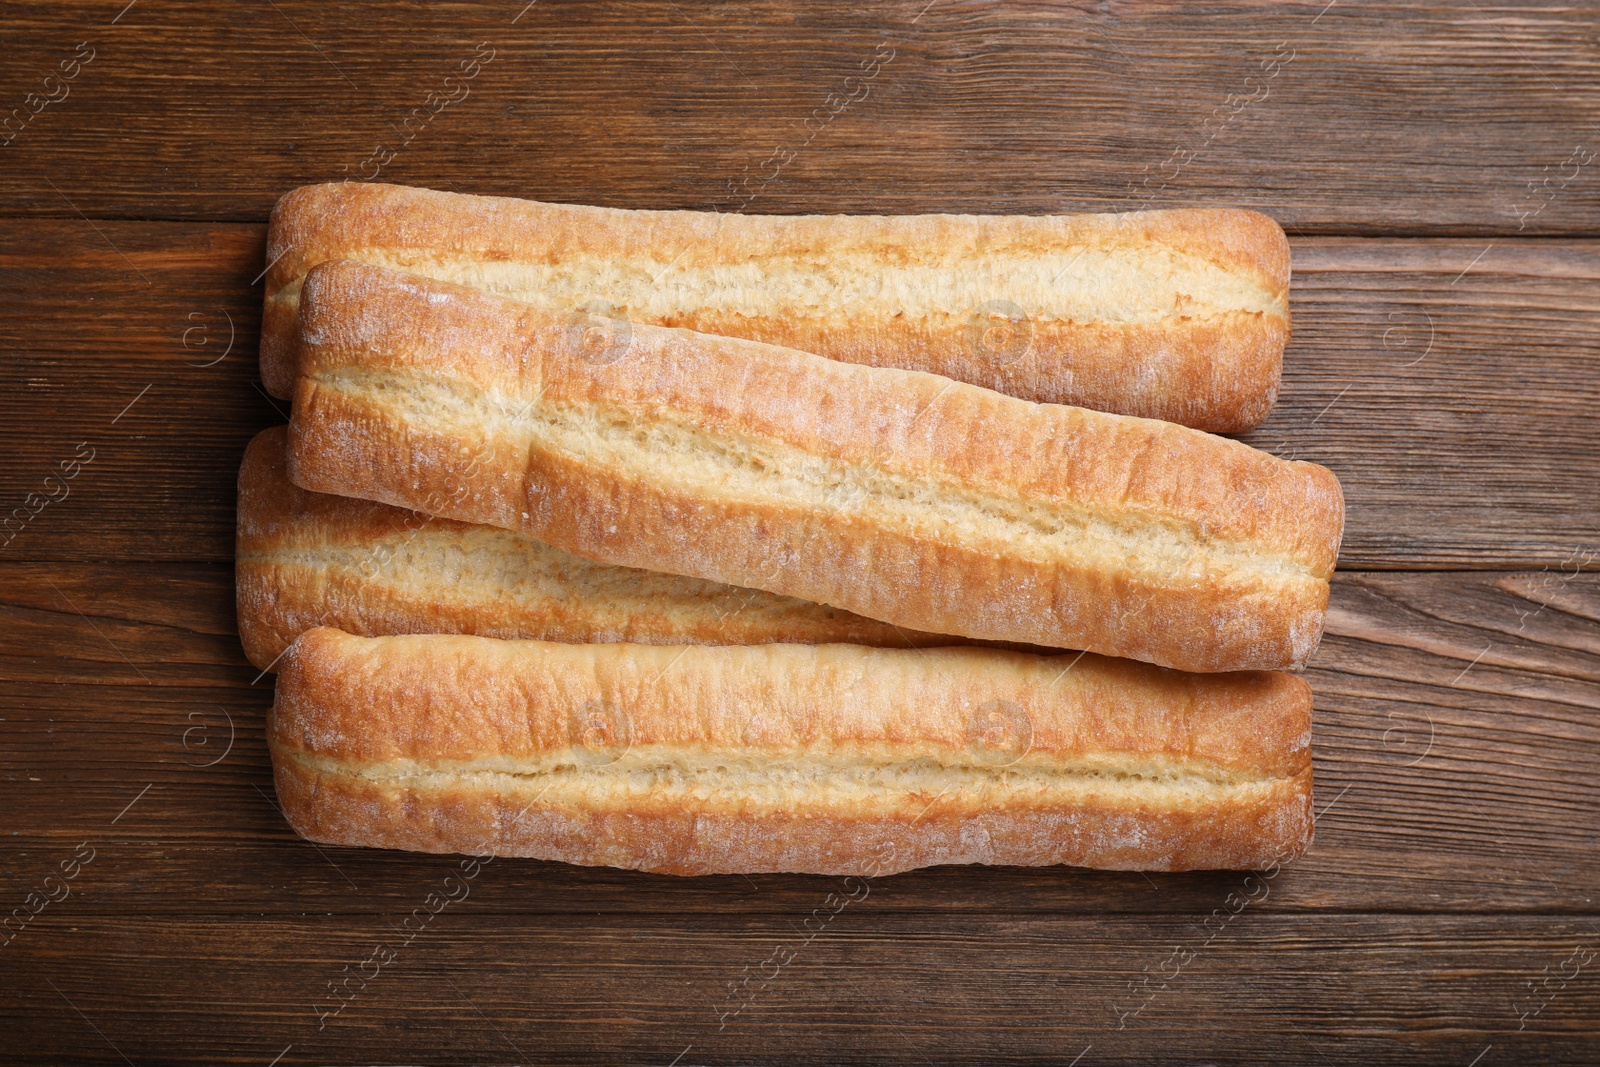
[1,2,1596,1064]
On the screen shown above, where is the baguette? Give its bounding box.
[262,182,1291,431]
[237,426,972,669]
[269,628,1315,875]
[289,262,1343,673]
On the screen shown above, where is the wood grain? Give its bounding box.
[2,915,1597,1065]
[0,2,1597,233]
[1,564,1596,916]
[1239,240,1600,567]
[1,222,1597,566]
[3,2,1598,1061]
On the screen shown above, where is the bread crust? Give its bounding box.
[269,628,1315,875]
[262,182,1290,431]
[237,426,980,669]
[289,262,1343,673]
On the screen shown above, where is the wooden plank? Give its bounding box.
[0,222,273,561]
[2,2,1598,233]
[5,1,1595,1057]
[1239,239,1600,567]
[2,914,1596,1064]
[1,222,1597,566]
[1,563,1596,914]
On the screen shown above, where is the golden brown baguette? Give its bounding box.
[269,628,1315,875]
[290,262,1343,673]
[262,182,1291,431]
[237,425,974,669]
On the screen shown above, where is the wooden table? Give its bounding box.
[2,2,1597,1063]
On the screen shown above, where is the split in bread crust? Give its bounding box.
[237,425,977,669]
[288,261,1344,673]
[269,628,1315,875]
[262,182,1291,431]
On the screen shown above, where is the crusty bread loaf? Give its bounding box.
[237,425,973,669]
[269,627,1314,874]
[262,182,1291,431]
[289,262,1343,673]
